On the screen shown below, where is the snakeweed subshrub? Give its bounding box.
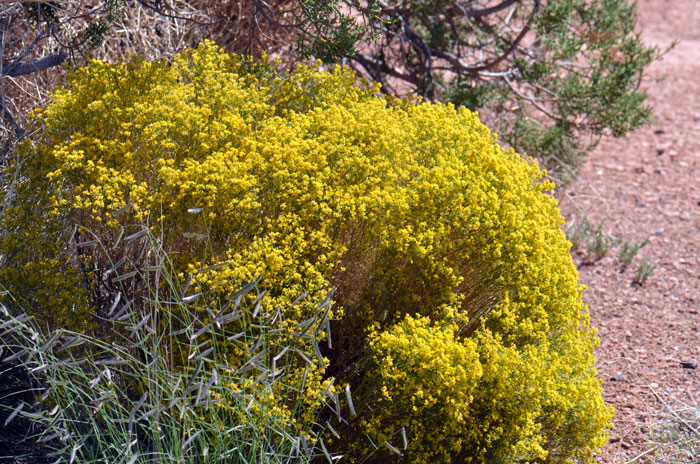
[0,42,612,463]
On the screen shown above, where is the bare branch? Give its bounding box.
[0,94,23,137]
[503,74,560,121]
[467,0,521,18]
[2,53,67,78]
[353,53,421,87]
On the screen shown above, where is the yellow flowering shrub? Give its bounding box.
[358,315,483,463]
[0,42,612,462]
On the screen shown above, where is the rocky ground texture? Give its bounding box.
[559,0,700,462]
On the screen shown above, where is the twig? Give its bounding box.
[0,93,23,137]
[648,385,700,439]
[136,0,211,25]
[503,74,560,121]
[467,0,521,18]
[624,445,658,464]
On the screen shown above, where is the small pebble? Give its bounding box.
[680,360,696,369]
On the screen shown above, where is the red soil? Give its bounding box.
[559,1,700,461]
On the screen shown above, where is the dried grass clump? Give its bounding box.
[642,387,700,463]
[0,229,340,464]
[0,0,300,144]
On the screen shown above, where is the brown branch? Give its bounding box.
[351,0,541,95]
[0,94,23,137]
[467,0,521,18]
[396,13,433,88]
[252,0,299,29]
[503,74,561,121]
[2,53,67,78]
[353,53,422,87]
[433,0,541,74]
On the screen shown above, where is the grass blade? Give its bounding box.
[4,401,24,426]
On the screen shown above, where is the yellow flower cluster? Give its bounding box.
[360,315,482,463]
[1,42,612,462]
[207,363,333,442]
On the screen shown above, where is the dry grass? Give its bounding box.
[0,226,341,463]
[629,387,700,464]
[1,0,300,143]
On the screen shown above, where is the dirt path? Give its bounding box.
[559,1,700,462]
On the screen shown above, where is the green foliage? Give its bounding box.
[618,236,650,269]
[634,257,657,286]
[20,0,127,48]
[22,1,62,25]
[510,119,588,186]
[566,214,617,264]
[294,0,367,62]
[1,44,612,463]
[276,0,658,185]
[3,0,657,186]
[565,215,657,286]
[443,81,496,112]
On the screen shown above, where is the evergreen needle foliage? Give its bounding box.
[254,0,660,185]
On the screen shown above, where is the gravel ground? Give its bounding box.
[559,1,700,461]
